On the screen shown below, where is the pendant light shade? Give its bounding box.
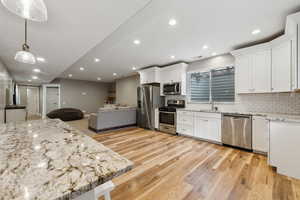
[15,20,36,64]
[15,44,36,64]
[1,0,48,22]
[15,50,36,65]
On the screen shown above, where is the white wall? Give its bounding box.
[116,75,140,106]
[167,54,300,115]
[51,79,110,113]
[0,60,13,123]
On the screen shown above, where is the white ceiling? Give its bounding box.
[1,0,300,84]
[0,0,151,84]
[62,0,300,82]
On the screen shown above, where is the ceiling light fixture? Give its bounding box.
[168,19,177,26]
[94,58,100,62]
[36,57,45,62]
[80,67,85,71]
[28,80,32,82]
[32,76,38,80]
[252,29,261,35]
[97,77,101,81]
[1,0,48,22]
[203,45,208,50]
[133,40,140,45]
[15,20,36,65]
[68,74,72,78]
[33,68,40,73]
[170,55,175,59]
[113,73,117,76]
[132,66,137,70]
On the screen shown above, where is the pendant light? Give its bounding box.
[1,0,48,22]
[15,20,36,64]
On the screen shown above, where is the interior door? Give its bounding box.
[46,87,59,114]
[27,87,39,115]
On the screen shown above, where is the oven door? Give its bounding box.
[159,111,175,125]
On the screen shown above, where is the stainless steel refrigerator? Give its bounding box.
[137,85,164,130]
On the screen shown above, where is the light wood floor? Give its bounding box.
[82,126,300,200]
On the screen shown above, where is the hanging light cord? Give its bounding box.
[25,19,27,45]
[22,19,29,51]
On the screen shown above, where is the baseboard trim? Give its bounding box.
[89,124,137,133]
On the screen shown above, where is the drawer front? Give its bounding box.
[177,111,194,116]
[177,115,194,125]
[177,124,193,136]
[194,112,221,119]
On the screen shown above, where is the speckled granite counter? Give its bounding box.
[177,109,300,123]
[0,119,133,200]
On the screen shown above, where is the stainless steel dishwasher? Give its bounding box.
[221,113,252,150]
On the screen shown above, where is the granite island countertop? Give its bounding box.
[0,119,133,200]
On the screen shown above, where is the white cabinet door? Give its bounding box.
[194,117,209,139]
[269,121,300,179]
[252,50,272,93]
[236,55,252,93]
[271,40,292,92]
[207,118,221,142]
[139,67,160,84]
[252,116,269,153]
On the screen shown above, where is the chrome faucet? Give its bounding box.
[211,101,218,112]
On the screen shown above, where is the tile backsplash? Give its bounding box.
[166,93,300,115]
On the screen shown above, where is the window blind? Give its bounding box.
[211,68,235,102]
[188,67,235,103]
[190,72,210,102]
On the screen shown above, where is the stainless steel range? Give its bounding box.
[159,100,185,134]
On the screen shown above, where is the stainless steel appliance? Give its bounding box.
[163,82,181,95]
[221,113,252,150]
[159,100,185,134]
[137,85,164,130]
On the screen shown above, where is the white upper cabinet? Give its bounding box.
[234,45,272,94]
[138,67,160,84]
[252,50,272,93]
[235,55,252,93]
[271,38,292,92]
[158,63,188,96]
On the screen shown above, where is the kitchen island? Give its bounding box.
[0,119,133,200]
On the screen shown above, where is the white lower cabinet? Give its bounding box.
[194,113,221,143]
[269,121,300,179]
[252,116,269,153]
[177,111,221,143]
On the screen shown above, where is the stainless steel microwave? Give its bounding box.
[163,82,181,95]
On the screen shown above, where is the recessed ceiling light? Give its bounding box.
[33,68,41,73]
[36,57,46,63]
[80,67,85,71]
[132,66,137,70]
[113,73,117,76]
[94,58,100,62]
[97,77,101,81]
[203,45,208,50]
[68,74,73,78]
[252,29,261,35]
[212,52,217,56]
[28,80,32,82]
[133,40,141,45]
[170,55,175,59]
[32,76,38,80]
[169,19,177,26]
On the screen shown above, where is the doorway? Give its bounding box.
[17,85,40,118]
[42,84,61,118]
